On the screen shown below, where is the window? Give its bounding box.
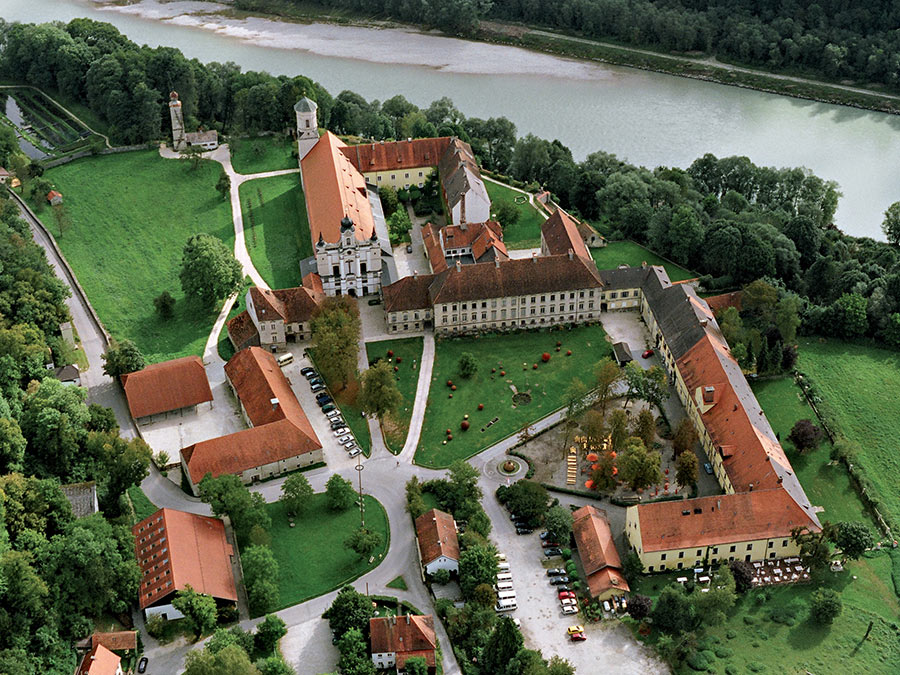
[729,545,736,553]
[782,539,788,547]
[746,544,753,551]
[419,171,423,177]
[678,551,684,559]
[677,562,683,569]
[696,549,702,556]
[769,552,776,559]
[405,173,409,178]
[610,292,618,299]
[305,119,310,128]
[550,294,555,301]
[391,174,396,180]
[768,541,774,548]
[648,566,654,572]
[377,175,382,182]
[661,553,667,561]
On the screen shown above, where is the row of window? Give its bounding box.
[443,304,594,325]
[439,316,595,332]
[657,539,790,562]
[648,549,785,572]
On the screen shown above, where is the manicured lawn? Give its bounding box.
[43,151,234,363]
[484,179,546,249]
[230,136,297,174]
[307,349,372,456]
[240,173,311,289]
[591,240,696,282]
[797,338,900,531]
[386,576,408,591]
[265,493,389,610]
[127,486,157,524]
[416,324,611,467]
[366,337,424,454]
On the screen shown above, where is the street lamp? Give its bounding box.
[355,461,365,528]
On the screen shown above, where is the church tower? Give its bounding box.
[169,91,186,151]
[294,97,319,160]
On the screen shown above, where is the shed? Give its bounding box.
[612,341,632,366]
[47,190,63,205]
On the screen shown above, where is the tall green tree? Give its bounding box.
[543,505,573,545]
[458,351,478,379]
[832,521,874,561]
[652,584,695,634]
[692,565,736,626]
[242,545,280,616]
[882,201,900,246]
[674,450,699,488]
[0,417,26,474]
[344,526,384,559]
[358,360,402,422]
[631,409,656,451]
[593,357,622,417]
[102,338,146,378]
[481,616,523,675]
[184,643,260,675]
[173,585,219,639]
[19,377,91,479]
[325,474,356,511]
[279,473,313,518]
[336,627,376,675]
[504,480,549,526]
[618,437,662,492]
[323,585,375,637]
[459,543,499,599]
[254,614,287,655]
[179,233,243,309]
[311,297,361,389]
[198,474,271,546]
[83,431,152,514]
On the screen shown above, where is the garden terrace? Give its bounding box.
[591,240,695,283]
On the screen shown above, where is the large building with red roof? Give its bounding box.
[414,508,460,576]
[132,508,237,620]
[370,615,437,674]
[180,347,322,495]
[227,280,325,352]
[572,505,630,601]
[121,356,213,422]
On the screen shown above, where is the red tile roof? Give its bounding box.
[382,274,436,313]
[182,348,321,483]
[572,505,630,597]
[541,209,591,262]
[370,615,436,668]
[78,643,120,675]
[421,222,448,274]
[635,489,819,552]
[705,291,743,314]
[226,310,260,351]
[250,285,324,324]
[303,271,324,294]
[301,131,374,244]
[91,631,137,652]
[421,221,507,273]
[341,137,452,173]
[121,356,213,419]
[131,508,237,610]
[415,509,460,565]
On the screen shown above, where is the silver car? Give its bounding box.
[338,435,353,444]
[348,446,361,457]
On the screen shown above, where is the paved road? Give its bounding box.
[398,331,435,462]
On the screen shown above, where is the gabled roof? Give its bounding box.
[382,274,435,313]
[340,137,452,173]
[414,508,459,565]
[121,356,213,419]
[132,508,237,610]
[635,489,819,552]
[249,285,324,325]
[91,631,137,652]
[541,209,591,262]
[226,310,259,350]
[572,505,630,596]
[301,131,375,244]
[705,291,743,314]
[78,643,120,675]
[370,615,436,667]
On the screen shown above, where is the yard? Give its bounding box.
[797,338,900,531]
[230,135,297,174]
[484,179,546,249]
[365,337,424,454]
[265,493,389,609]
[44,150,234,363]
[591,241,696,282]
[240,174,311,289]
[416,324,612,467]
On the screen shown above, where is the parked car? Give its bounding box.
[539,530,551,540]
[541,540,560,548]
[547,568,565,577]
[308,377,323,387]
[342,440,356,449]
[569,631,587,641]
[317,396,333,407]
[558,590,575,599]
[331,419,346,428]
[338,434,353,444]
[549,576,570,585]
[642,349,654,358]
[348,447,361,457]
[320,403,335,413]
[325,409,341,418]
[562,605,579,615]
[560,598,577,608]
[567,625,585,635]
[704,462,714,475]
[333,428,350,437]
[515,526,533,535]
[300,367,316,377]
[311,384,326,393]
[544,548,563,557]
[367,297,382,306]
[556,584,572,592]
[138,657,148,673]
[509,513,520,522]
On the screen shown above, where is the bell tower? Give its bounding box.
[169,91,186,151]
[294,96,319,160]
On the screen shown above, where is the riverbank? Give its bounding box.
[211,0,900,115]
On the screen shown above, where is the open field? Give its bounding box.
[365,337,424,454]
[230,135,297,174]
[591,241,696,282]
[240,174,311,289]
[416,324,611,467]
[265,493,389,610]
[797,338,900,531]
[484,179,546,249]
[44,151,234,363]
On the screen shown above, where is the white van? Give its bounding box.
[496,573,513,583]
[495,581,514,592]
[275,353,294,367]
[497,590,517,601]
[495,599,517,612]
[497,562,511,572]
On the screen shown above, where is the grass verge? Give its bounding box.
[230,136,297,174]
[591,240,695,282]
[386,576,408,591]
[365,337,424,454]
[127,486,158,524]
[43,151,234,363]
[266,493,389,609]
[240,173,311,289]
[484,179,545,249]
[416,324,611,467]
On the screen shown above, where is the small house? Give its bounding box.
[612,342,632,366]
[370,614,437,674]
[414,508,459,577]
[54,364,81,387]
[47,190,63,206]
[76,643,122,675]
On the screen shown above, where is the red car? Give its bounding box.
[642,349,654,358]
[570,632,587,642]
[558,590,575,600]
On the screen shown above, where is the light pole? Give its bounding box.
[355,461,365,528]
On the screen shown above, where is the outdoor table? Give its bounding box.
[676,577,688,583]
[698,576,710,584]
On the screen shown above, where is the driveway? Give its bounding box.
[393,219,430,279]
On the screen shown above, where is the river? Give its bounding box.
[3,0,899,240]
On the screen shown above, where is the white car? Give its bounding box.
[342,440,356,449]
[332,428,349,437]
[602,600,611,612]
[325,409,341,419]
[348,446,361,457]
[560,598,577,607]
[338,435,353,444]
[561,605,578,615]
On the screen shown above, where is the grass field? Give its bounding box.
[416,324,611,467]
[127,486,158,524]
[484,179,546,249]
[265,493,389,610]
[230,136,297,174]
[307,349,372,456]
[240,174,311,289]
[591,241,696,282]
[386,576,408,591]
[797,338,900,531]
[44,151,234,363]
[365,337,424,454]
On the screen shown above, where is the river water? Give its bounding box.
[4,0,899,240]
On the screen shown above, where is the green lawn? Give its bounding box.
[416,324,611,467]
[307,349,372,456]
[591,241,696,282]
[265,493,389,610]
[797,338,900,531]
[127,486,158,524]
[386,576,408,591]
[43,151,234,363]
[230,136,297,174]
[484,179,546,249]
[240,174,311,289]
[365,337,424,454]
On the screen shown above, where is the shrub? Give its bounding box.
[432,569,451,585]
[146,615,165,639]
[561,548,572,560]
[715,646,734,658]
[743,615,757,625]
[686,650,713,671]
[809,588,842,625]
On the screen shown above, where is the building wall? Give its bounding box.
[316,238,383,297]
[371,651,396,669]
[387,308,433,333]
[593,583,627,602]
[363,166,435,190]
[424,555,459,575]
[145,602,185,621]
[238,449,324,484]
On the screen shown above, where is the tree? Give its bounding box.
[493,200,519,229]
[404,657,428,675]
[809,588,842,625]
[675,450,699,488]
[325,473,356,511]
[323,585,375,637]
[618,437,661,492]
[184,643,260,675]
[791,523,835,572]
[882,201,900,245]
[387,207,412,245]
[481,617,523,675]
[84,431,152,513]
[831,293,868,337]
[832,521,874,561]
[692,565,736,626]
[543,505,573,545]
[590,451,617,492]
[742,279,778,323]
[216,168,231,200]
[0,417,26,473]
[336,627,376,675]
[198,474,271,546]
[632,409,656,450]
[344,526,383,559]
[775,294,802,344]
[593,357,623,417]
[607,408,629,453]
[154,291,176,319]
[459,543,498,599]
[652,584,695,634]
[379,184,399,217]
[458,351,478,379]
[405,476,426,518]
[623,362,667,413]
[280,473,313,517]
[242,545,280,616]
[627,594,652,620]
[672,418,698,456]
[181,145,204,170]
[787,419,825,453]
[504,480,549,526]
[87,403,119,433]
[19,378,91,479]
[179,233,243,309]
[257,656,295,675]
[358,360,402,422]
[718,307,744,348]
[173,585,218,639]
[52,203,71,237]
[432,568,451,585]
[311,297,360,389]
[101,338,145,378]
[622,551,644,585]
[471,582,497,608]
[446,459,482,515]
[729,560,755,593]
[254,614,287,655]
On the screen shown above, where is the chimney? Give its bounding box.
[700,319,708,327]
[413,270,418,279]
[777,476,783,484]
[270,398,279,410]
[749,483,754,492]
[406,615,410,625]
[717,499,721,509]
[568,248,574,260]
[532,251,538,263]
[455,260,462,273]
